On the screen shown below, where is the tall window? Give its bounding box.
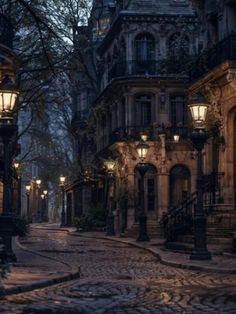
[135,95,152,126]
[135,33,155,61]
[170,95,187,127]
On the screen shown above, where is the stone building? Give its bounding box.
[186,0,236,249]
[68,0,206,236]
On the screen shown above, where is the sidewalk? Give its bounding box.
[1,235,80,296]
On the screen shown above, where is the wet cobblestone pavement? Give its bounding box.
[1,227,236,313]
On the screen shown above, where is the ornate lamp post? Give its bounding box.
[188,96,211,260]
[35,178,41,222]
[59,175,66,226]
[42,189,48,222]
[136,137,150,242]
[13,161,21,216]
[0,76,19,261]
[25,184,31,222]
[104,158,116,236]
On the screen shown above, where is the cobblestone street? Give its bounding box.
[1,226,236,313]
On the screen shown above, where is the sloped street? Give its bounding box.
[0,225,236,314]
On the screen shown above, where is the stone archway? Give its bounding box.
[225,106,236,205]
[234,112,236,205]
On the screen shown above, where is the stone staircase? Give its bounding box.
[167,205,236,254]
[124,219,162,239]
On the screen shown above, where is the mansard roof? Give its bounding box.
[124,0,195,15]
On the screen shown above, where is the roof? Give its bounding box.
[125,0,195,15]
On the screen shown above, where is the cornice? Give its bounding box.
[97,12,198,55]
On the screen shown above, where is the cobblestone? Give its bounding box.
[0,225,236,313]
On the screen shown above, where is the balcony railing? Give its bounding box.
[108,59,188,82]
[190,33,236,82]
[108,125,189,146]
[160,172,224,242]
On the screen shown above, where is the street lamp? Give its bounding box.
[173,134,180,143]
[136,137,150,242]
[13,161,20,169]
[104,158,116,236]
[13,160,21,216]
[59,175,66,226]
[36,179,41,187]
[25,184,31,223]
[0,76,19,261]
[35,178,42,222]
[188,95,211,260]
[42,190,48,222]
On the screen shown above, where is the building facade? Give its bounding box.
[67,0,206,235]
[185,0,236,248]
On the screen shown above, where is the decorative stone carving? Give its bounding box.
[203,82,223,129]
[226,70,236,91]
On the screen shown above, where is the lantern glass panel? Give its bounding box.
[0,91,18,114]
[189,103,208,128]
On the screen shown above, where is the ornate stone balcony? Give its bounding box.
[108,59,188,82]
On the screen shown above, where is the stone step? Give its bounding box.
[180,234,233,245]
[164,242,232,255]
[124,223,161,239]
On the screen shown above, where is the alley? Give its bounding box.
[0,226,235,314]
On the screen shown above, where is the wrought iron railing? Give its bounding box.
[160,172,223,242]
[109,126,157,144]
[190,33,236,82]
[108,59,188,81]
[108,125,189,145]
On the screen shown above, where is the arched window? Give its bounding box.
[135,33,155,61]
[169,165,191,207]
[170,95,187,127]
[134,94,152,126]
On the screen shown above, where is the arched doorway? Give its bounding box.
[135,163,157,221]
[234,113,236,205]
[169,165,191,207]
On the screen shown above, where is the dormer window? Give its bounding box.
[135,33,155,61]
[93,17,110,40]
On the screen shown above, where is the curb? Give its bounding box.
[74,233,236,274]
[1,235,80,297]
[1,267,80,297]
[31,225,236,275]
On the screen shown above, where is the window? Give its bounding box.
[135,95,152,126]
[93,17,110,40]
[135,33,155,61]
[170,95,187,127]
